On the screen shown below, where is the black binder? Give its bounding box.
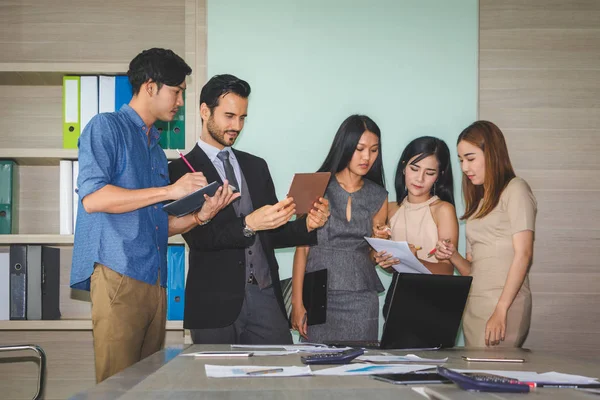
[281,269,327,326]
[9,244,27,320]
[41,246,61,320]
[162,181,220,217]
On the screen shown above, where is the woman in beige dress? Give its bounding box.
[436,121,537,347]
[373,136,458,318]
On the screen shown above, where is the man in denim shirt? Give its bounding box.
[71,48,237,383]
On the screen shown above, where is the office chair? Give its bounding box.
[0,344,46,400]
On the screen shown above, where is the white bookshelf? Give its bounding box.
[0,320,183,331]
[0,234,185,246]
[0,148,181,166]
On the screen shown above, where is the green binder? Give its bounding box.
[154,93,185,150]
[154,94,186,149]
[0,160,19,234]
[156,120,170,149]
[169,101,185,149]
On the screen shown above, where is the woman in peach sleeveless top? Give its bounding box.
[373,136,458,317]
[436,121,537,347]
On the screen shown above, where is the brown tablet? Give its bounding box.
[286,172,331,215]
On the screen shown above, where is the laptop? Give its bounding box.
[326,273,472,350]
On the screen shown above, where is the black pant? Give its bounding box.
[191,284,293,345]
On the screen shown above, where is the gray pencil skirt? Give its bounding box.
[305,289,379,343]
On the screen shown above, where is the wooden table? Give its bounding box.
[70,345,600,399]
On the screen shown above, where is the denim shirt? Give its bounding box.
[70,104,169,290]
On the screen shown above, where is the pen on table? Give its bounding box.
[177,150,196,172]
[525,382,600,389]
[246,368,284,376]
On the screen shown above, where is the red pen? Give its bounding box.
[427,239,451,258]
[177,150,196,172]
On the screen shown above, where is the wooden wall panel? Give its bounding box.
[0,0,185,64]
[480,0,600,355]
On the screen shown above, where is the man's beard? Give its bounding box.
[207,116,238,147]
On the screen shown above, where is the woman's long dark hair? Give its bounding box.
[318,114,385,187]
[395,136,454,206]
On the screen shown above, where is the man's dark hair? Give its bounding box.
[199,74,251,112]
[128,48,192,95]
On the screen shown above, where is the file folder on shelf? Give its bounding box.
[156,120,170,149]
[154,94,186,149]
[99,75,116,113]
[59,160,73,235]
[0,251,9,320]
[72,161,79,233]
[9,244,27,320]
[41,246,61,320]
[0,160,18,234]
[80,76,99,135]
[26,245,42,320]
[115,75,133,111]
[63,76,80,149]
[167,245,185,320]
[169,100,185,149]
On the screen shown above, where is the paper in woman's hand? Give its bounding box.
[364,237,431,274]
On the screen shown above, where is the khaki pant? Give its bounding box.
[90,263,166,383]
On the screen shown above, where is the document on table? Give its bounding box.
[357,354,448,364]
[455,369,599,384]
[364,237,431,275]
[231,344,352,353]
[205,365,312,378]
[312,363,433,376]
[182,350,300,357]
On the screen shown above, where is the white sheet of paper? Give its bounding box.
[231,344,351,353]
[205,364,312,378]
[312,363,433,376]
[182,350,300,357]
[364,237,431,274]
[455,369,599,384]
[251,350,301,356]
[180,351,253,357]
[411,387,433,399]
[357,354,448,364]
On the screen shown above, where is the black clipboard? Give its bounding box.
[281,269,328,326]
[162,181,220,217]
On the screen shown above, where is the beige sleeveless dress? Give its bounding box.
[463,177,537,347]
[383,196,440,316]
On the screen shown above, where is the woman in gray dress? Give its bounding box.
[291,114,388,342]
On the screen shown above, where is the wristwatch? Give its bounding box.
[242,216,256,237]
[193,211,210,226]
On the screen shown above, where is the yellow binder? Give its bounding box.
[63,76,80,149]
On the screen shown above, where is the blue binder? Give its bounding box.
[115,76,133,111]
[166,245,185,320]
